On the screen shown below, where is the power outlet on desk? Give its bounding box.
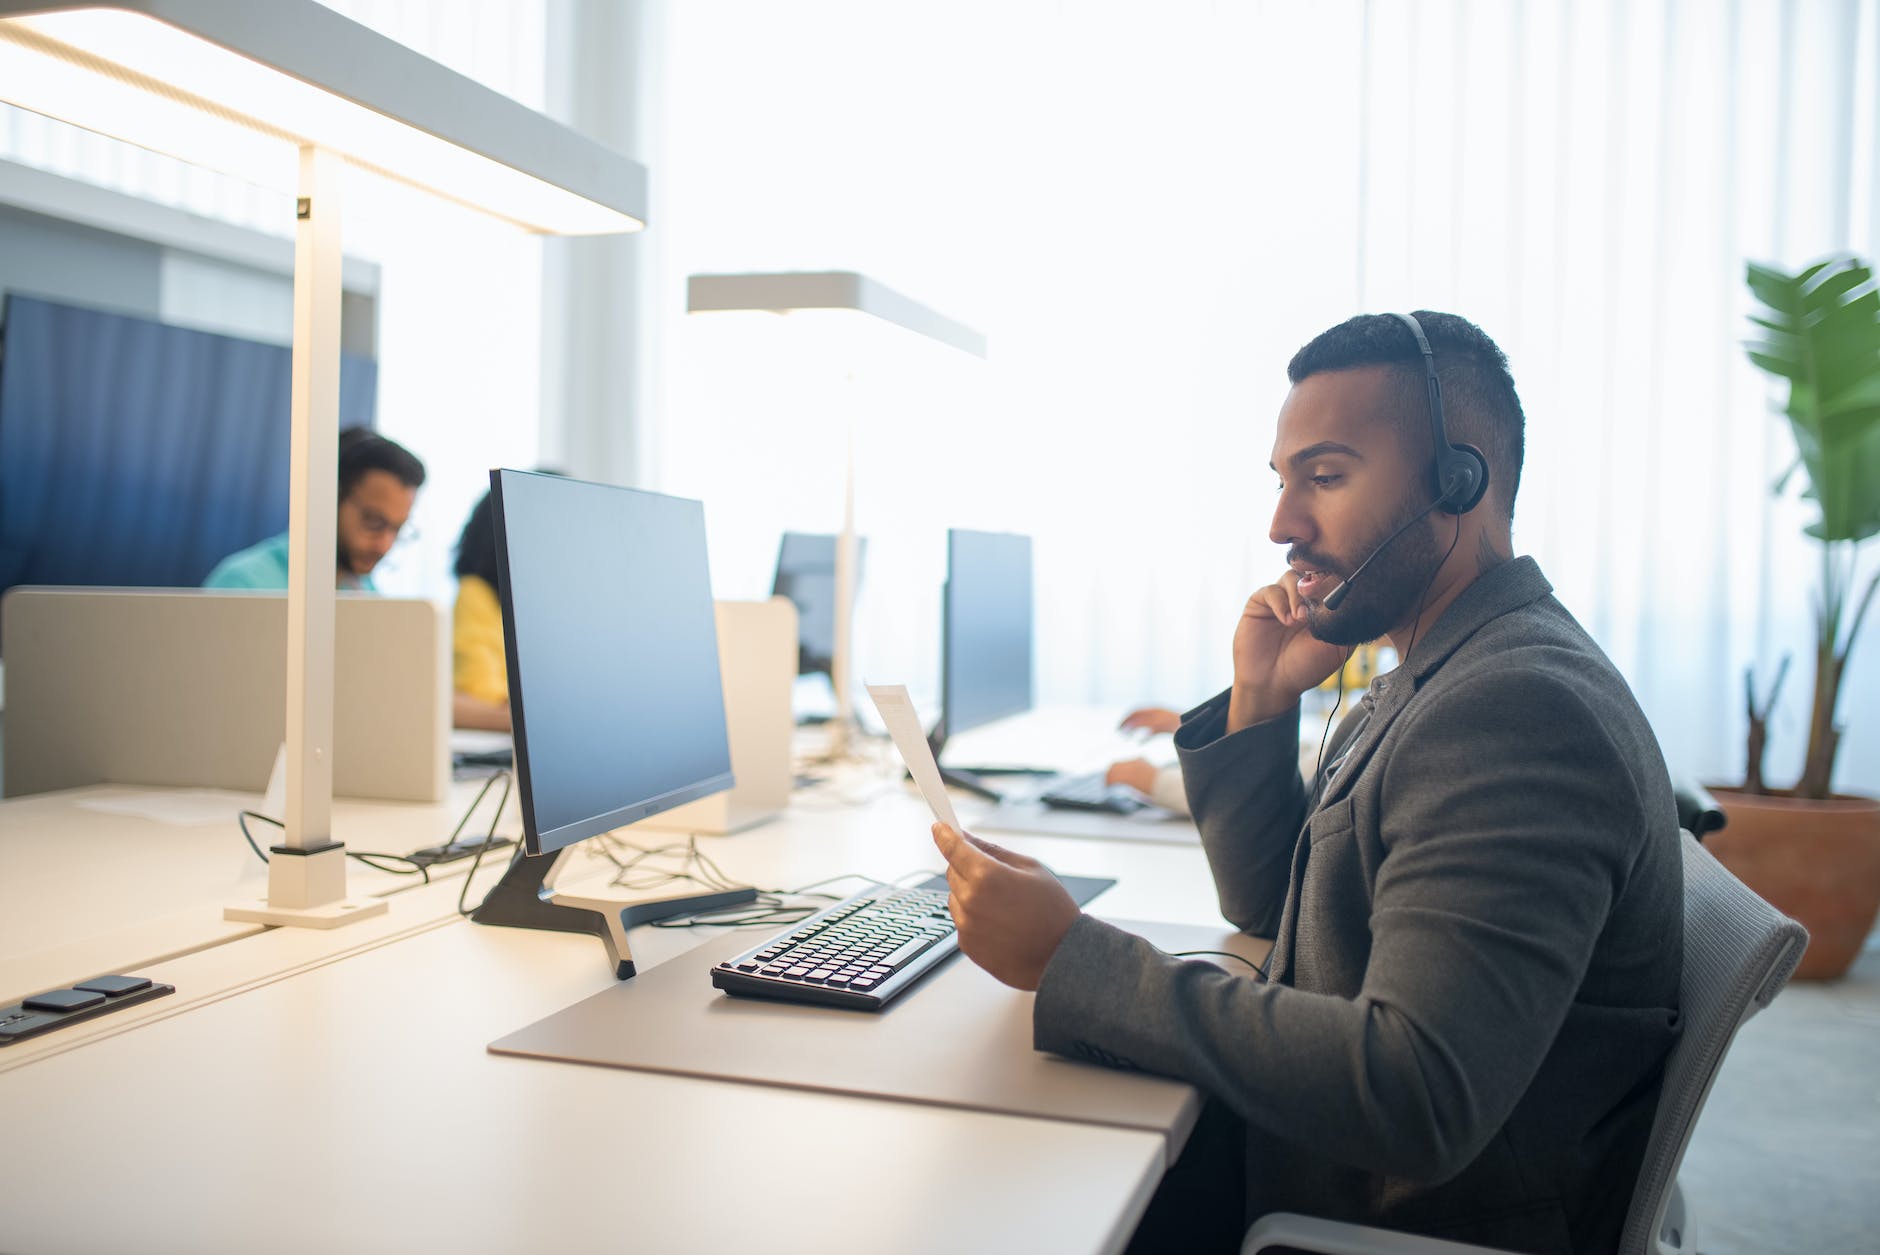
[1,975,174,1045]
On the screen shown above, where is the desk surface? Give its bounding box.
[0,777,515,1003]
[0,911,1171,1255]
[0,765,1248,1254]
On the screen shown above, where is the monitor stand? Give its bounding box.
[472,846,756,979]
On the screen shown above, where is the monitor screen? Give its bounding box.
[941,528,1033,738]
[492,469,734,855]
[771,531,867,676]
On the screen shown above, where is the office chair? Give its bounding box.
[1241,831,1808,1255]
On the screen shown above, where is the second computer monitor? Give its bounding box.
[492,469,735,856]
[941,528,1033,739]
[771,531,867,677]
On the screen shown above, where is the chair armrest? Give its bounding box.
[1242,1212,1515,1255]
[1673,777,1727,839]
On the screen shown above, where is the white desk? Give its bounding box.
[0,777,518,1004]
[0,774,1251,1253]
[0,913,1171,1254]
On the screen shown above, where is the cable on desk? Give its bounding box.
[594,833,748,895]
[645,866,949,932]
[645,869,874,931]
[587,834,812,929]
[237,810,432,883]
[452,770,515,917]
[787,732,908,810]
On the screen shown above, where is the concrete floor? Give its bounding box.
[1679,937,1880,1253]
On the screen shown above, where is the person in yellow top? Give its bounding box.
[451,488,511,730]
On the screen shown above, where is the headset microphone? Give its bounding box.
[1319,489,1450,612]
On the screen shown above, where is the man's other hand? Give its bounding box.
[1105,758,1159,793]
[1118,706,1182,735]
[931,823,1080,990]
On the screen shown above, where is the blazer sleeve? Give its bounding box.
[1037,667,1652,1183]
[1175,690,1308,938]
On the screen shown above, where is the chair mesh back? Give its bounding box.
[1618,832,1808,1254]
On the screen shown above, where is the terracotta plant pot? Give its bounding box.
[1705,787,1880,980]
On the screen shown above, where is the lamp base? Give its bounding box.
[224,897,390,929]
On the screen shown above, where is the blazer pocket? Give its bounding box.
[1307,796,1356,846]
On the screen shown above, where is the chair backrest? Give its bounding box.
[1619,830,1808,1254]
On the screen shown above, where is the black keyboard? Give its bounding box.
[1037,770,1148,813]
[710,886,958,1011]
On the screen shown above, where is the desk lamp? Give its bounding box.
[685,272,986,758]
[0,0,647,928]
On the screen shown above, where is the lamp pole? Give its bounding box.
[228,144,387,927]
[830,368,861,758]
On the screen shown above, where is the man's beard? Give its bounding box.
[1299,493,1447,647]
[337,538,371,577]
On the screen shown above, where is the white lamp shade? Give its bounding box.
[687,272,988,358]
[0,0,647,235]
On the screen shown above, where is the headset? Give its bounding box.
[1319,313,1489,613]
[1390,310,1489,516]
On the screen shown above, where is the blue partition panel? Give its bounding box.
[0,292,378,606]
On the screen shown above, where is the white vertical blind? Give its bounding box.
[658,0,1880,794]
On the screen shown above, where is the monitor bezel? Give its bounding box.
[490,468,736,857]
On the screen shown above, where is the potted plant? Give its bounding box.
[1707,255,1880,979]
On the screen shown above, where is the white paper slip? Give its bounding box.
[864,683,963,834]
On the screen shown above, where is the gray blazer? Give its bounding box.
[1034,558,1682,1254]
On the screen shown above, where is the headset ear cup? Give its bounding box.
[1439,443,1490,514]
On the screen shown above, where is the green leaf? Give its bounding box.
[1746,263,1802,314]
[1747,254,1880,550]
[1804,266,1872,310]
[1821,379,1880,423]
[1746,349,1801,381]
[1797,258,1840,283]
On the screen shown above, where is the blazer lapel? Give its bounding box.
[1268,558,1557,985]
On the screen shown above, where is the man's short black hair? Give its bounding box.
[1286,311,1525,516]
[337,426,426,500]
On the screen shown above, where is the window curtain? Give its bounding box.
[659,0,1880,795]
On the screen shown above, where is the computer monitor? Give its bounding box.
[770,531,867,677]
[471,469,754,976]
[938,527,1034,746]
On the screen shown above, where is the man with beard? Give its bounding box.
[205,426,427,590]
[933,312,1682,1255]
